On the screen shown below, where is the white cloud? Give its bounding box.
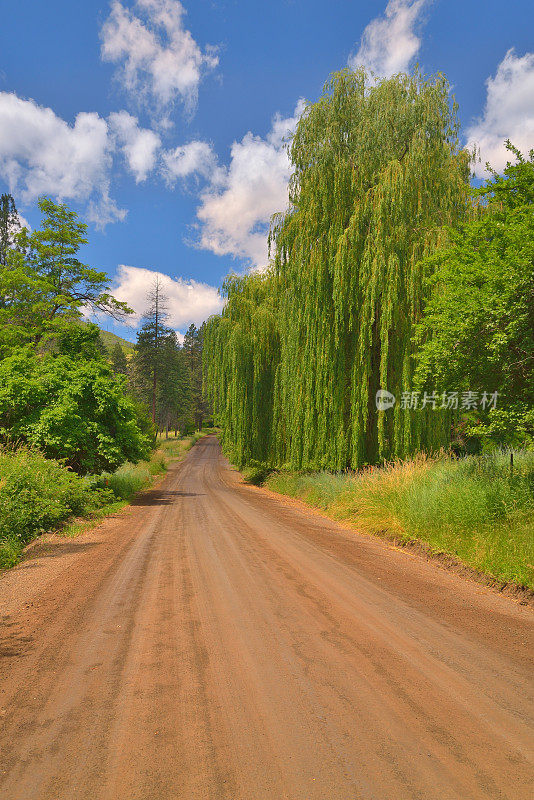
[194,100,305,267]
[15,213,30,231]
[112,264,223,328]
[109,110,161,181]
[0,92,125,225]
[100,0,218,122]
[162,139,220,184]
[349,0,428,77]
[467,49,534,176]
[87,192,128,228]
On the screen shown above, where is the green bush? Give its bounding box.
[0,348,151,474]
[0,448,109,568]
[241,461,274,485]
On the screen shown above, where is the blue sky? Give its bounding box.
[1,0,533,340]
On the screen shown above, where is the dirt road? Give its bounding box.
[1,436,533,799]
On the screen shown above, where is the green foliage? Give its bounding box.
[0,348,151,474]
[205,68,470,469]
[267,450,534,588]
[183,323,209,430]
[53,321,108,360]
[110,341,128,374]
[0,447,109,568]
[241,461,274,485]
[0,197,132,356]
[129,278,191,432]
[89,462,152,501]
[415,143,534,446]
[204,271,279,467]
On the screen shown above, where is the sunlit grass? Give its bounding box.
[267,450,534,589]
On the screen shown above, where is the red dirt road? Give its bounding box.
[1,435,533,799]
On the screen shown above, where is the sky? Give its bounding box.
[1,0,533,341]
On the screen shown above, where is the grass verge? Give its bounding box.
[265,450,534,591]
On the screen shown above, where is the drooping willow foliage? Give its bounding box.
[204,68,471,469]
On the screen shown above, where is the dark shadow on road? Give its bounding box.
[0,618,33,660]
[130,490,202,507]
[18,541,100,563]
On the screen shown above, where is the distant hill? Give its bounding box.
[98,329,136,355]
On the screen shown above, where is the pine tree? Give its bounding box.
[183,323,209,430]
[110,342,128,375]
[130,277,192,434]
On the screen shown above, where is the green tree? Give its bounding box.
[135,276,168,424]
[205,68,470,469]
[52,321,107,361]
[0,347,150,474]
[0,198,132,354]
[204,273,279,466]
[111,342,128,374]
[157,332,191,436]
[183,323,209,430]
[415,143,534,446]
[130,278,192,433]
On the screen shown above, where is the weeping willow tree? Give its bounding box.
[204,68,471,470]
[204,272,279,467]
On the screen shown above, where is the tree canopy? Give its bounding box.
[0,197,132,355]
[205,68,470,469]
[415,143,534,446]
[0,344,150,474]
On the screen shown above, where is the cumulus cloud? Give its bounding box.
[193,100,305,267]
[162,139,220,184]
[100,0,218,122]
[109,110,161,182]
[466,49,534,176]
[0,91,125,226]
[349,0,428,77]
[112,264,223,328]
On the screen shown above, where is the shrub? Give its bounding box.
[0,348,151,474]
[0,447,109,568]
[241,461,274,485]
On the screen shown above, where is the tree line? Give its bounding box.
[203,68,533,470]
[119,276,208,439]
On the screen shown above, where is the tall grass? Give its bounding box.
[88,442,181,501]
[267,450,534,589]
[0,448,109,568]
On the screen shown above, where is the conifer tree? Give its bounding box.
[110,342,128,375]
[183,323,209,430]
